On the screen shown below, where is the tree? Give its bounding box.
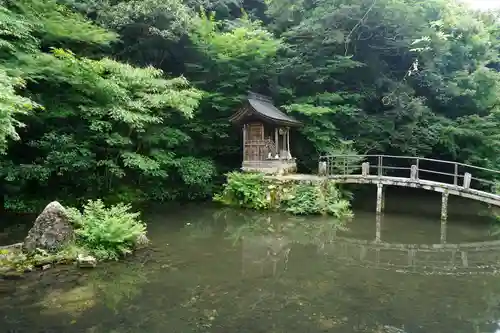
[0,0,209,211]
[2,0,500,211]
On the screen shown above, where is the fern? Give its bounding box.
[67,199,147,260]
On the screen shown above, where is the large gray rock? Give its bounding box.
[23,201,74,253]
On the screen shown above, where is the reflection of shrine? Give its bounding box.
[321,215,500,276]
[236,214,342,279]
[241,235,291,278]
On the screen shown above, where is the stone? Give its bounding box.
[318,161,327,176]
[76,254,97,268]
[410,165,418,180]
[135,233,150,248]
[463,172,472,189]
[23,201,74,253]
[361,162,370,177]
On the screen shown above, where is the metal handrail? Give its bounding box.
[319,154,500,193]
[321,154,500,174]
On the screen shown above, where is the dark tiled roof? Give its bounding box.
[248,98,301,125]
[229,92,301,126]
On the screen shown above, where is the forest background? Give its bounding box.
[0,0,499,212]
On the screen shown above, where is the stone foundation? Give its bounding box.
[242,159,297,175]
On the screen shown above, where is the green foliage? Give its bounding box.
[4,45,209,207]
[10,0,117,46]
[0,245,82,274]
[189,11,281,99]
[0,0,218,211]
[214,172,270,209]
[0,5,38,55]
[0,248,29,273]
[281,181,352,218]
[67,199,147,260]
[63,0,192,41]
[0,5,39,154]
[267,0,500,164]
[0,69,37,153]
[191,11,281,61]
[214,172,353,217]
[1,0,500,214]
[181,10,284,168]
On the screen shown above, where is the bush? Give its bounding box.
[213,172,271,210]
[214,171,352,218]
[67,200,147,261]
[281,181,352,217]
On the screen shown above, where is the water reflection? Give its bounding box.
[212,209,500,332]
[329,215,500,276]
[1,257,149,331]
[220,211,344,278]
[218,210,500,277]
[3,206,500,333]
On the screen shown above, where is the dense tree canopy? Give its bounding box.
[0,0,499,211]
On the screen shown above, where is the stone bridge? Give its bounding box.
[270,154,500,220]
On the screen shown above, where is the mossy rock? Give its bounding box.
[0,244,81,277]
[1,270,24,280]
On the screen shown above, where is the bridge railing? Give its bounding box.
[318,154,500,193]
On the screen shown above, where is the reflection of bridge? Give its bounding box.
[240,215,500,277]
[323,214,500,276]
[236,214,500,333]
[322,236,500,276]
[270,154,500,219]
[242,236,500,277]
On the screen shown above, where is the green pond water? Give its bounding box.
[2,190,500,333]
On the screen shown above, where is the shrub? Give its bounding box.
[213,172,271,210]
[214,171,353,218]
[281,181,352,218]
[67,200,147,260]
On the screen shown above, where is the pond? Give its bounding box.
[2,196,500,333]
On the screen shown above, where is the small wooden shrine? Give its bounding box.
[229,92,302,174]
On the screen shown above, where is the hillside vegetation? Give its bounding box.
[0,0,499,211]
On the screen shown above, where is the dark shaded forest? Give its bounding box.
[0,0,499,212]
